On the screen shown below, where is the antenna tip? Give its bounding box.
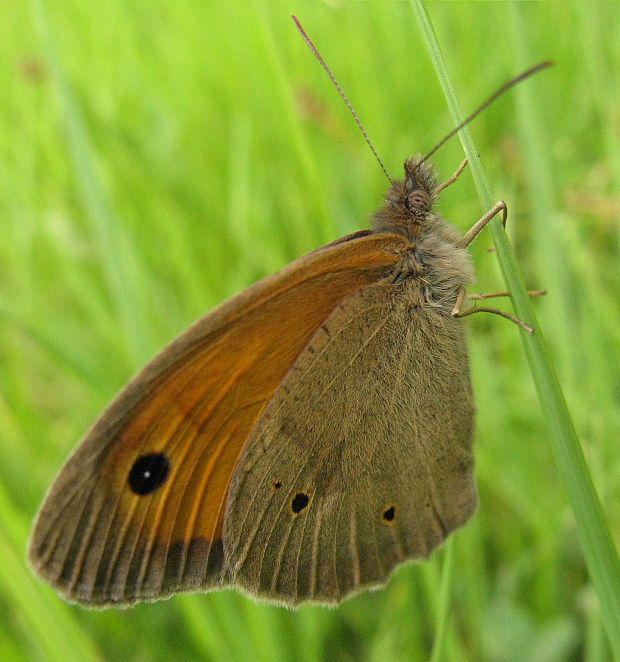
[530,60,555,75]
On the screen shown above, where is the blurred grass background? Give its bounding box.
[1,0,619,660]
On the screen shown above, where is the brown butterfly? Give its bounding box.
[29,20,549,608]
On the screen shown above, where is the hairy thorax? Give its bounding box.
[372,157,476,309]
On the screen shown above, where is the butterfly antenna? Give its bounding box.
[292,15,393,185]
[418,61,553,168]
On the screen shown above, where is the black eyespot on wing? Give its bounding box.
[382,504,397,524]
[273,480,283,491]
[291,492,310,514]
[128,453,170,495]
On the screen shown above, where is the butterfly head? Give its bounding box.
[373,156,438,237]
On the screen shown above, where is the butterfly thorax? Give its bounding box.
[372,157,475,307]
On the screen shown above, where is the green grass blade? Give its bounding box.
[411,2,620,659]
[430,539,455,662]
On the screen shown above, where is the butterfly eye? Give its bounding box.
[406,190,431,212]
[128,453,170,495]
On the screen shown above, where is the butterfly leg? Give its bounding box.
[453,200,541,332]
[434,158,469,195]
[451,286,535,333]
[460,201,507,248]
[469,290,547,300]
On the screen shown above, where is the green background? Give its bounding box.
[2,1,619,660]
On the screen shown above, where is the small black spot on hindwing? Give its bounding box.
[291,492,310,514]
[128,453,170,495]
[382,503,398,524]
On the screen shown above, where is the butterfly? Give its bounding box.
[29,18,549,608]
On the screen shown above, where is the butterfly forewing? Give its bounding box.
[29,234,407,606]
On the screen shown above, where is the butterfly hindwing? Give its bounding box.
[224,279,477,605]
